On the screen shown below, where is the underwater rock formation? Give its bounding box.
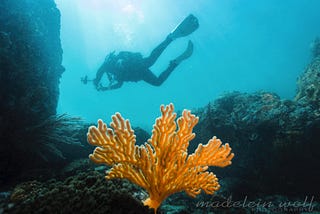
[2,166,319,213]
[193,90,320,196]
[1,170,152,214]
[311,37,320,59]
[0,0,64,119]
[0,0,85,185]
[295,54,320,111]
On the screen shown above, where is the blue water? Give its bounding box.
[55,0,320,129]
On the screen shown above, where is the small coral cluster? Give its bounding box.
[87,103,234,212]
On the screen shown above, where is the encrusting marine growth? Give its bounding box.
[87,103,234,213]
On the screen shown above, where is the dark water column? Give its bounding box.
[0,0,64,178]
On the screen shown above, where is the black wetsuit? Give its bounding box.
[95,36,178,90]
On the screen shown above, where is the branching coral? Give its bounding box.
[87,103,234,213]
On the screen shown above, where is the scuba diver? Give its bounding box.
[81,14,199,91]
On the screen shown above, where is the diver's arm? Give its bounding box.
[98,81,123,91]
[93,63,107,87]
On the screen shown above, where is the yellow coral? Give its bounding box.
[87,103,234,213]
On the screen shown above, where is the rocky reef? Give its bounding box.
[311,37,320,59]
[193,90,319,196]
[187,54,320,209]
[0,0,86,186]
[295,56,320,108]
[0,0,63,120]
[1,167,152,214]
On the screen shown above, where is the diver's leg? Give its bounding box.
[156,61,179,85]
[143,14,198,68]
[143,41,193,86]
[173,40,193,64]
[142,62,178,86]
[141,70,162,86]
[143,36,173,67]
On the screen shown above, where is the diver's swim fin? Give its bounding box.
[169,14,199,40]
[174,40,194,64]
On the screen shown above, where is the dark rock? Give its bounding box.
[192,90,320,197]
[295,55,320,111]
[133,126,151,145]
[311,37,320,58]
[0,0,85,187]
